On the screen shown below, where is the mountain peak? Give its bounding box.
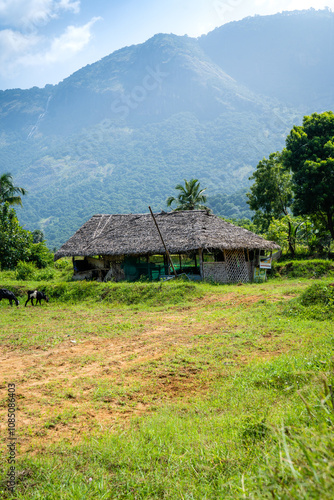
[199,8,334,107]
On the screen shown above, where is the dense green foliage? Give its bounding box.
[247,112,334,256]
[0,203,32,269]
[300,282,334,307]
[0,202,53,270]
[272,258,334,278]
[265,215,318,255]
[247,152,292,230]
[284,111,334,239]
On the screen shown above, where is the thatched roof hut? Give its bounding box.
[54,210,279,259]
[54,211,279,283]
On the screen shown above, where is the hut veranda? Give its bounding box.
[54,210,280,283]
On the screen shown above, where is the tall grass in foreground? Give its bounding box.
[1,332,333,499]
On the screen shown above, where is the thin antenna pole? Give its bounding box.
[149,206,178,278]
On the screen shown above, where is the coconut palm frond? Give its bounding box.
[0,172,27,206]
[166,178,209,211]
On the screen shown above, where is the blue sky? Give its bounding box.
[0,0,333,90]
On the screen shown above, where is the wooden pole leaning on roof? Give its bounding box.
[148,206,178,278]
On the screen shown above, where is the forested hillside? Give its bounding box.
[0,9,333,248]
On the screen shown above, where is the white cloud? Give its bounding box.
[0,16,100,85]
[0,0,80,29]
[57,0,80,13]
[0,29,38,53]
[0,29,39,80]
[45,17,101,62]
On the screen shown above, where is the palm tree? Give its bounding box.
[0,172,27,206]
[166,178,209,211]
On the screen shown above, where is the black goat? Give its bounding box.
[0,288,19,306]
[25,290,49,306]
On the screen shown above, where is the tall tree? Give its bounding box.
[166,178,208,211]
[0,203,32,269]
[247,152,297,254]
[0,172,27,206]
[284,111,334,240]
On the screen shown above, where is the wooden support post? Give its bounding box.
[198,248,204,279]
[149,207,178,278]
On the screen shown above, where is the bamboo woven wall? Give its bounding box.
[203,250,253,283]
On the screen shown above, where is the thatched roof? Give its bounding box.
[54,210,280,260]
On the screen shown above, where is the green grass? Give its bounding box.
[0,279,204,307]
[0,272,334,498]
[2,343,333,499]
[272,258,334,279]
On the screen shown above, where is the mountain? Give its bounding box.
[199,8,334,110]
[41,34,264,133]
[0,9,333,248]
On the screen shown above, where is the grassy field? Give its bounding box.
[0,272,334,498]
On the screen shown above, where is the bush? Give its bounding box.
[284,282,334,320]
[299,283,334,307]
[15,261,37,280]
[54,258,71,270]
[0,203,32,269]
[27,242,54,269]
[35,267,55,281]
[40,281,203,306]
[272,259,334,278]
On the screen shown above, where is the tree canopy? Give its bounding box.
[247,111,334,254]
[247,151,293,230]
[166,179,208,211]
[0,202,32,269]
[246,152,299,255]
[284,111,334,239]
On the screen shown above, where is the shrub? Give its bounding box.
[27,242,54,269]
[35,267,55,281]
[0,203,32,269]
[272,259,334,278]
[39,281,203,306]
[54,258,71,270]
[299,283,334,307]
[15,261,37,280]
[284,283,334,320]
